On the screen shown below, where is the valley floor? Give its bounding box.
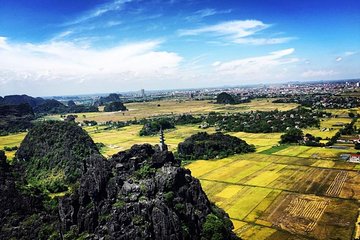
[1,99,360,239]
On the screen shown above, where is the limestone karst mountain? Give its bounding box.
[1,121,239,240]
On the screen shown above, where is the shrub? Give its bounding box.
[134,164,156,179]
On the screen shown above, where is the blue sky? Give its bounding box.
[0,0,359,96]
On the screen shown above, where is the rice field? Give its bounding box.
[85,124,216,157]
[0,132,27,161]
[187,151,360,239]
[272,145,359,159]
[1,100,360,239]
[42,98,299,123]
[319,117,352,129]
[326,108,359,117]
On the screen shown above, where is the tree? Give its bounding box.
[280,128,304,144]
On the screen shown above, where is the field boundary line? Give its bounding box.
[243,153,359,172]
[229,216,318,240]
[266,166,301,188]
[305,169,325,192]
[242,190,273,221]
[200,178,359,202]
[315,169,332,195]
[196,158,256,178]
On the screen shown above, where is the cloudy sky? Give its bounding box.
[0,0,359,96]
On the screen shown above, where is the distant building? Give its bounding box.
[349,154,360,163]
[340,154,350,161]
[141,89,146,98]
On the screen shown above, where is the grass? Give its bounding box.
[229,132,282,153]
[260,144,289,154]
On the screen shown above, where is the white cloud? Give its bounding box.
[185,8,232,21]
[0,37,182,94]
[179,20,268,38]
[302,70,337,78]
[178,20,294,45]
[106,20,122,27]
[208,48,298,84]
[64,0,133,26]
[345,51,356,56]
[336,57,342,62]
[214,48,298,75]
[233,37,295,45]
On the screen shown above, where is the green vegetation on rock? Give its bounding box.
[178,132,255,160]
[15,121,101,193]
[104,101,127,112]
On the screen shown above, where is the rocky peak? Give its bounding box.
[59,144,239,240]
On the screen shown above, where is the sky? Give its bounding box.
[0,0,359,96]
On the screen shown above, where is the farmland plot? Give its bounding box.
[187,150,360,239]
[259,193,358,239]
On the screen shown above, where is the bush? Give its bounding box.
[164,191,174,203]
[4,146,18,151]
[134,164,156,179]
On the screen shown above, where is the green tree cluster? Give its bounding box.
[178,132,255,160]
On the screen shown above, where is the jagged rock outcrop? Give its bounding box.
[59,144,239,240]
[2,121,239,239]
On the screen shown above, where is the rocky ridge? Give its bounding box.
[59,144,238,240]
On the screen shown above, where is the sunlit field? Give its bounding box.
[1,99,360,239]
[42,99,299,123]
[325,108,359,117]
[0,132,27,161]
[187,151,360,240]
[85,124,216,157]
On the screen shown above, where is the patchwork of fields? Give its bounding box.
[42,98,299,123]
[1,100,360,239]
[187,152,360,240]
